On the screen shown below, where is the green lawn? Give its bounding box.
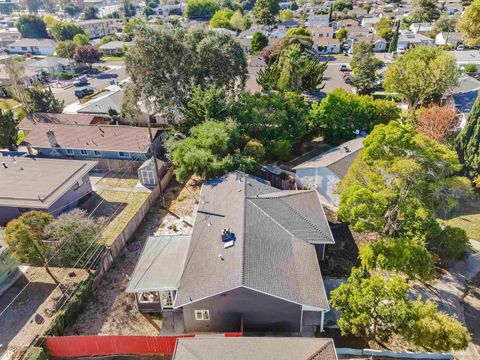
[439,196,480,241]
[0,99,19,110]
[100,56,124,62]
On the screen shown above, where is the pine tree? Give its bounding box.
[388,20,400,53]
[0,110,18,150]
[456,92,480,177]
[328,4,333,23]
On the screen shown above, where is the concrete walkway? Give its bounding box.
[412,240,480,360]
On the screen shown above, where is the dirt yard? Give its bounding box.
[64,178,201,335]
[0,267,88,359]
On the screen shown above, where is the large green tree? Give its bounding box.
[51,21,85,41]
[209,8,234,28]
[55,40,78,58]
[15,15,48,38]
[383,46,459,109]
[409,0,441,22]
[253,0,280,25]
[456,92,480,178]
[458,0,480,48]
[83,6,99,19]
[24,86,64,113]
[184,0,220,19]
[125,26,247,118]
[0,110,19,150]
[251,31,268,52]
[348,42,382,95]
[309,88,400,144]
[331,267,471,350]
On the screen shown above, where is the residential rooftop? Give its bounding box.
[8,38,56,48]
[0,156,96,208]
[19,113,98,132]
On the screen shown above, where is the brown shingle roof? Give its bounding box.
[25,123,158,153]
[19,113,98,132]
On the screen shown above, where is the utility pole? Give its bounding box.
[147,115,165,207]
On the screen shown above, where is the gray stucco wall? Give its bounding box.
[0,174,93,225]
[182,287,302,333]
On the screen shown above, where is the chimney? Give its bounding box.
[46,130,60,156]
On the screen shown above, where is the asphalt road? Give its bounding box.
[52,62,128,107]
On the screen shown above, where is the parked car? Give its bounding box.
[457,44,465,51]
[75,87,94,98]
[73,75,88,86]
[396,46,406,54]
[340,64,350,71]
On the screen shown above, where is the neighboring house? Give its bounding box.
[445,2,463,14]
[369,35,388,52]
[18,112,103,134]
[0,156,96,225]
[277,20,300,32]
[172,337,338,360]
[294,137,365,207]
[336,18,359,28]
[435,32,463,48]
[137,158,168,187]
[398,31,435,49]
[99,41,131,56]
[6,38,56,55]
[0,28,21,48]
[314,38,341,54]
[127,172,335,334]
[360,16,381,31]
[0,63,42,86]
[24,123,164,172]
[409,22,434,34]
[24,57,76,79]
[448,50,480,65]
[310,27,334,39]
[75,19,119,39]
[307,15,330,28]
[269,29,286,39]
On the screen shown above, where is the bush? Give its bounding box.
[244,139,265,160]
[465,64,477,73]
[57,72,74,80]
[24,347,48,360]
[429,225,470,263]
[270,139,292,161]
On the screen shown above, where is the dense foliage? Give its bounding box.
[184,0,220,19]
[15,15,48,38]
[51,21,85,41]
[458,0,480,46]
[456,92,480,178]
[24,86,64,113]
[0,110,19,150]
[253,0,280,25]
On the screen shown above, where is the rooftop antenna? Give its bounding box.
[218,254,224,261]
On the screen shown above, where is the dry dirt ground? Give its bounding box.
[65,178,201,335]
[0,267,88,359]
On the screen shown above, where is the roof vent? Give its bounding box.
[221,228,234,242]
[2,162,7,168]
[343,146,351,153]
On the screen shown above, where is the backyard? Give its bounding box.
[439,196,480,241]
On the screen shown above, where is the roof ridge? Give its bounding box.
[306,340,334,360]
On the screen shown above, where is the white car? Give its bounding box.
[396,46,406,54]
[339,64,350,72]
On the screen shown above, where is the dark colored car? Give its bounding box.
[75,87,94,98]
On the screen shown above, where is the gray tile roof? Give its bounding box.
[126,235,191,292]
[0,156,96,208]
[293,137,365,179]
[175,172,333,309]
[173,337,337,360]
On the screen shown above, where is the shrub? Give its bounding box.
[270,139,292,161]
[429,225,470,262]
[244,139,265,160]
[57,72,74,80]
[465,63,477,73]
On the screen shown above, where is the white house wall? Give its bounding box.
[295,167,340,207]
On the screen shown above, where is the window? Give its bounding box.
[141,170,156,185]
[195,310,210,321]
[66,149,74,155]
[80,149,88,156]
[94,150,101,156]
[118,151,130,158]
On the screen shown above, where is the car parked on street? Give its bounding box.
[74,87,94,98]
[73,75,88,86]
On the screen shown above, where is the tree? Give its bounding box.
[251,31,268,52]
[122,0,137,17]
[167,119,256,182]
[64,3,81,16]
[309,89,400,144]
[348,42,381,95]
[126,27,247,117]
[458,0,480,46]
[416,104,459,143]
[429,225,469,263]
[83,6,99,20]
[456,92,480,177]
[333,0,352,11]
[330,268,412,341]
[373,17,394,41]
[184,0,220,19]
[43,209,104,268]
[73,33,90,45]
[5,211,53,265]
[286,27,311,37]
[257,45,328,93]
[388,20,400,52]
[335,27,348,42]
[279,9,293,22]
[20,0,42,13]
[43,14,58,28]
[270,139,292,160]
[51,21,85,41]
[99,34,119,45]
[143,5,155,17]
[24,86,65,113]
[331,267,471,350]
[404,300,471,351]
[15,15,48,38]
[383,46,460,109]
[253,0,280,25]
[410,0,441,22]
[0,110,19,150]
[210,8,234,28]
[74,45,101,67]
[431,14,458,36]
[123,17,146,39]
[56,40,78,58]
[229,10,249,31]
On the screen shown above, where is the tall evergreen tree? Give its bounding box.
[0,110,18,150]
[388,20,400,53]
[456,92,480,178]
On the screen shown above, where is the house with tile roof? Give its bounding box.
[6,38,56,55]
[172,337,338,360]
[127,171,335,334]
[294,137,365,207]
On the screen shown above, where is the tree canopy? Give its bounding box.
[56,40,78,59]
[309,89,400,144]
[209,8,234,28]
[184,0,220,19]
[15,15,48,38]
[456,92,480,178]
[0,110,19,150]
[51,21,85,41]
[125,26,247,118]
[348,42,382,95]
[254,0,280,25]
[251,31,268,52]
[83,6,99,20]
[74,45,101,67]
[384,47,459,109]
[416,104,459,143]
[24,86,64,113]
[458,0,480,47]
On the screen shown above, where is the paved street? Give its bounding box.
[51,61,128,107]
